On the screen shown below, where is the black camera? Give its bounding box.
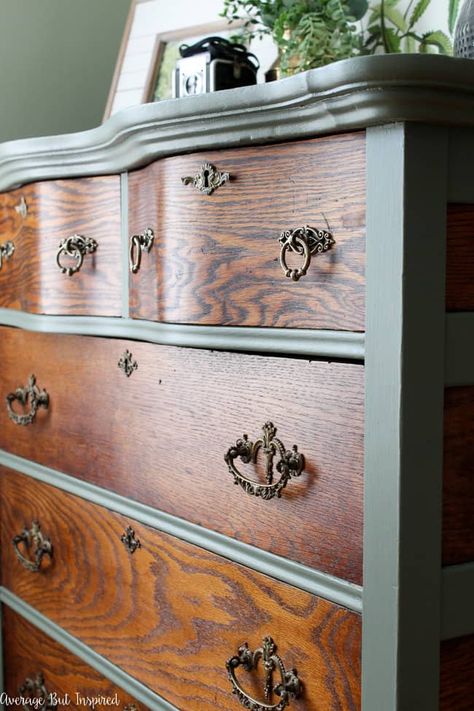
[173,36,259,98]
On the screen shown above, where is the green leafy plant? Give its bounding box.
[364,0,456,54]
[222,0,462,75]
[222,0,368,74]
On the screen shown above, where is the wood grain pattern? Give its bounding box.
[129,133,366,330]
[440,634,474,710]
[0,326,364,583]
[0,177,121,316]
[443,386,474,565]
[447,204,474,311]
[0,468,362,711]
[3,606,147,710]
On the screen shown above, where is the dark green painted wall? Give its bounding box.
[0,0,130,141]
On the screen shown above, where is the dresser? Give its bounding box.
[0,55,473,711]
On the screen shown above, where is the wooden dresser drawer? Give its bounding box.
[3,606,148,710]
[1,468,361,711]
[0,326,364,583]
[129,133,366,330]
[0,177,121,316]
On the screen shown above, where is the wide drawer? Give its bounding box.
[1,468,362,711]
[129,132,366,330]
[0,177,121,316]
[0,327,364,583]
[3,606,147,710]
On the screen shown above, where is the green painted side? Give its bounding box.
[0,589,177,711]
[363,124,448,711]
[0,0,130,142]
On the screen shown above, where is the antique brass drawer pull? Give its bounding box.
[226,636,302,711]
[129,227,154,273]
[19,672,56,710]
[6,374,49,426]
[181,162,230,195]
[13,521,53,572]
[224,422,304,500]
[0,240,15,270]
[279,224,335,281]
[56,233,98,276]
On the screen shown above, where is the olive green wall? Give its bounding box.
[0,0,130,142]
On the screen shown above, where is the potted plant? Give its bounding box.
[222,0,461,75]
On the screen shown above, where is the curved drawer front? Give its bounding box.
[0,327,364,583]
[1,469,362,711]
[3,606,148,710]
[129,132,366,330]
[0,176,121,316]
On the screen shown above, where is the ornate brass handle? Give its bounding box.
[224,422,304,500]
[226,636,302,711]
[56,234,98,276]
[181,162,230,195]
[129,227,154,273]
[6,374,49,426]
[13,521,53,572]
[19,672,56,710]
[279,224,335,282]
[0,240,15,270]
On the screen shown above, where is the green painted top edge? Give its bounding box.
[0,55,473,191]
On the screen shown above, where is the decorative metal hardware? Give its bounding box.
[19,672,56,710]
[123,705,138,711]
[15,196,28,218]
[6,374,49,426]
[225,422,304,500]
[181,162,230,195]
[13,521,53,573]
[279,224,335,282]
[0,239,15,270]
[118,350,138,377]
[56,234,98,276]
[226,636,302,711]
[129,227,154,274]
[121,526,141,554]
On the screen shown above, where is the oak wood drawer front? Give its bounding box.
[1,468,362,711]
[3,606,147,710]
[440,634,474,711]
[0,326,364,583]
[129,132,366,330]
[0,177,121,316]
[446,204,474,311]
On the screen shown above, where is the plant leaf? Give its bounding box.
[347,0,369,20]
[384,5,408,32]
[421,30,454,54]
[408,0,430,29]
[449,0,461,34]
[385,27,402,52]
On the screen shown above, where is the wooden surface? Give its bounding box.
[3,606,147,709]
[440,634,474,710]
[0,177,121,315]
[129,133,366,330]
[443,386,474,565]
[0,468,362,711]
[0,327,364,583]
[447,204,474,311]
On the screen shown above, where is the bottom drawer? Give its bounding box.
[1,467,361,710]
[3,605,147,710]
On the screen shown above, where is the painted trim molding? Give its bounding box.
[0,309,365,361]
[0,449,362,613]
[0,588,178,711]
[441,563,474,641]
[0,55,473,190]
[445,312,474,386]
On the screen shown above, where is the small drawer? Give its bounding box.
[3,605,148,710]
[0,326,364,583]
[1,469,362,711]
[129,132,366,331]
[0,176,121,316]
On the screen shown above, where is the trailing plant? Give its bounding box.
[222,0,462,75]
[221,0,368,74]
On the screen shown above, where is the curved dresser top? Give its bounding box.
[0,54,473,191]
